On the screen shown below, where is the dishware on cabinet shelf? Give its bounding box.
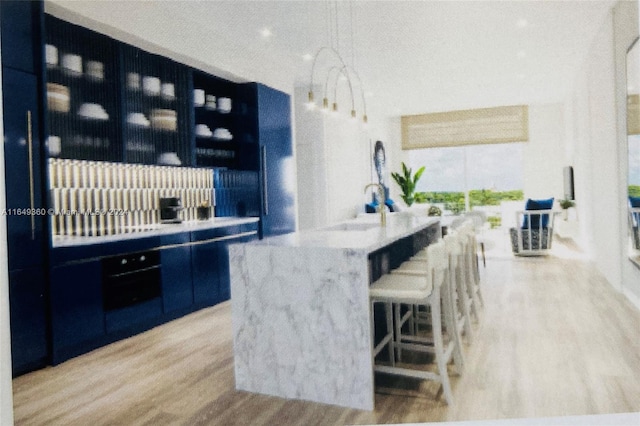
[47,136,62,157]
[78,103,109,121]
[150,109,177,131]
[218,97,232,113]
[161,82,175,100]
[127,112,150,127]
[213,128,232,141]
[61,53,83,76]
[142,76,161,96]
[85,60,104,81]
[205,94,216,110]
[158,152,181,166]
[195,124,213,138]
[45,44,58,67]
[46,83,70,112]
[194,89,205,106]
[127,72,141,90]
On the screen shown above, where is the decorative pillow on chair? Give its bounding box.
[630,196,640,227]
[522,197,554,229]
[365,201,379,214]
[385,198,399,212]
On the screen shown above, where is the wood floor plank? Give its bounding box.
[12,238,640,425]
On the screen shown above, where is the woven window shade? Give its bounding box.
[628,94,640,135]
[401,105,529,150]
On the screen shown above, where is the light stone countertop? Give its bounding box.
[248,212,440,253]
[230,211,441,411]
[52,216,259,248]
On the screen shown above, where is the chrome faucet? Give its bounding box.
[364,183,387,227]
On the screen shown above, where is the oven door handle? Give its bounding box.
[106,264,161,279]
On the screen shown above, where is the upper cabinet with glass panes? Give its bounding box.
[44,15,121,162]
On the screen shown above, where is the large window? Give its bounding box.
[630,135,640,197]
[407,142,524,219]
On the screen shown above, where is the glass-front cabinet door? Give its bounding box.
[122,46,190,166]
[44,15,121,162]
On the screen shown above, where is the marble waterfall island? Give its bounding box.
[229,214,440,410]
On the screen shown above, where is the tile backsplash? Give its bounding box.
[48,158,214,236]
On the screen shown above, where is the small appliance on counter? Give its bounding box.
[197,204,212,220]
[159,197,183,223]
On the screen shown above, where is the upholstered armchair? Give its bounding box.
[509,198,556,256]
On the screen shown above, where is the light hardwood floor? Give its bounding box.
[12,235,640,425]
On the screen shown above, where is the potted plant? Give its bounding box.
[391,162,425,207]
[559,199,575,220]
[428,205,442,216]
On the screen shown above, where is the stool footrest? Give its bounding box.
[374,364,443,384]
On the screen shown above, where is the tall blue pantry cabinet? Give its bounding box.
[239,83,296,238]
[0,0,49,375]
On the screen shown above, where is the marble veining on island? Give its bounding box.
[230,214,440,410]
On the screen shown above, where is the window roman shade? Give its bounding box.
[401,105,529,150]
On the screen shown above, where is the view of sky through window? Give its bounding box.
[407,143,524,192]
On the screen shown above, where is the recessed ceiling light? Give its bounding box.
[517,18,528,28]
[260,28,273,38]
[302,53,313,61]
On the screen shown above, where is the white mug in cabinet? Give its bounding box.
[127,72,141,90]
[47,136,61,157]
[143,76,161,96]
[61,53,82,75]
[218,97,232,113]
[161,82,175,99]
[194,89,205,107]
[206,94,216,110]
[45,44,58,67]
[86,60,104,80]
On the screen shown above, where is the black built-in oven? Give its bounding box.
[102,250,161,311]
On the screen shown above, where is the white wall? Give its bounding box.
[294,87,379,229]
[565,0,640,306]
[0,38,15,426]
[523,104,566,201]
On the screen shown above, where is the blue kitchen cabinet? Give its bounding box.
[217,231,258,302]
[0,0,43,74]
[49,260,105,364]
[8,268,48,376]
[2,54,49,374]
[191,239,221,306]
[160,234,194,313]
[2,67,46,270]
[239,83,296,238]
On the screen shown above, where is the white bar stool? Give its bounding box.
[390,240,465,373]
[458,221,485,313]
[369,240,456,405]
[411,232,473,341]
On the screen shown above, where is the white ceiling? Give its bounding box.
[48,0,618,118]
